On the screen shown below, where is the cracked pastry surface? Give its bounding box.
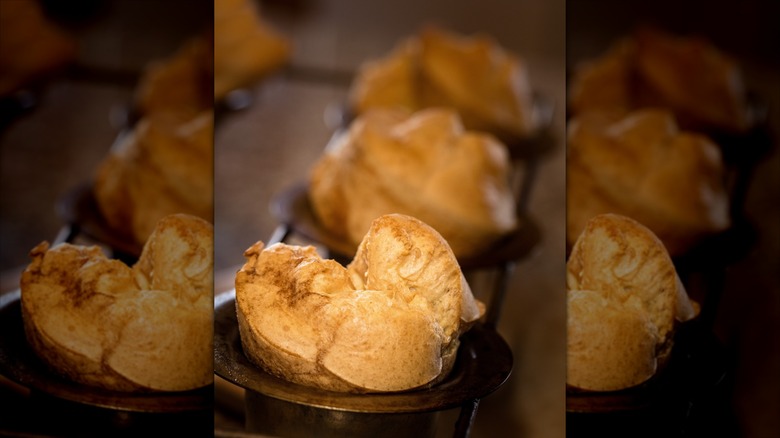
[20,214,213,392]
[566,213,697,391]
[309,107,517,259]
[235,214,485,393]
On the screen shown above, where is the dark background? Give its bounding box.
[567,1,780,436]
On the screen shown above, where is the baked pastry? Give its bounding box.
[94,110,214,248]
[566,108,730,256]
[137,0,290,111]
[134,34,214,117]
[214,0,291,99]
[309,107,517,259]
[569,26,751,133]
[20,214,213,392]
[235,214,485,393]
[0,0,77,96]
[349,26,536,140]
[566,213,698,391]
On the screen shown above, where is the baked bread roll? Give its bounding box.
[214,0,290,99]
[20,214,213,392]
[94,110,214,248]
[235,214,485,393]
[134,34,214,117]
[309,107,517,259]
[569,27,751,133]
[566,108,730,256]
[567,214,698,391]
[349,26,536,140]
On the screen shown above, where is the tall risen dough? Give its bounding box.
[309,108,517,259]
[235,214,485,393]
[350,26,536,139]
[21,214,213,392]
[94,111,214,248]
[566,214,697,391]
[566,109,730,256]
